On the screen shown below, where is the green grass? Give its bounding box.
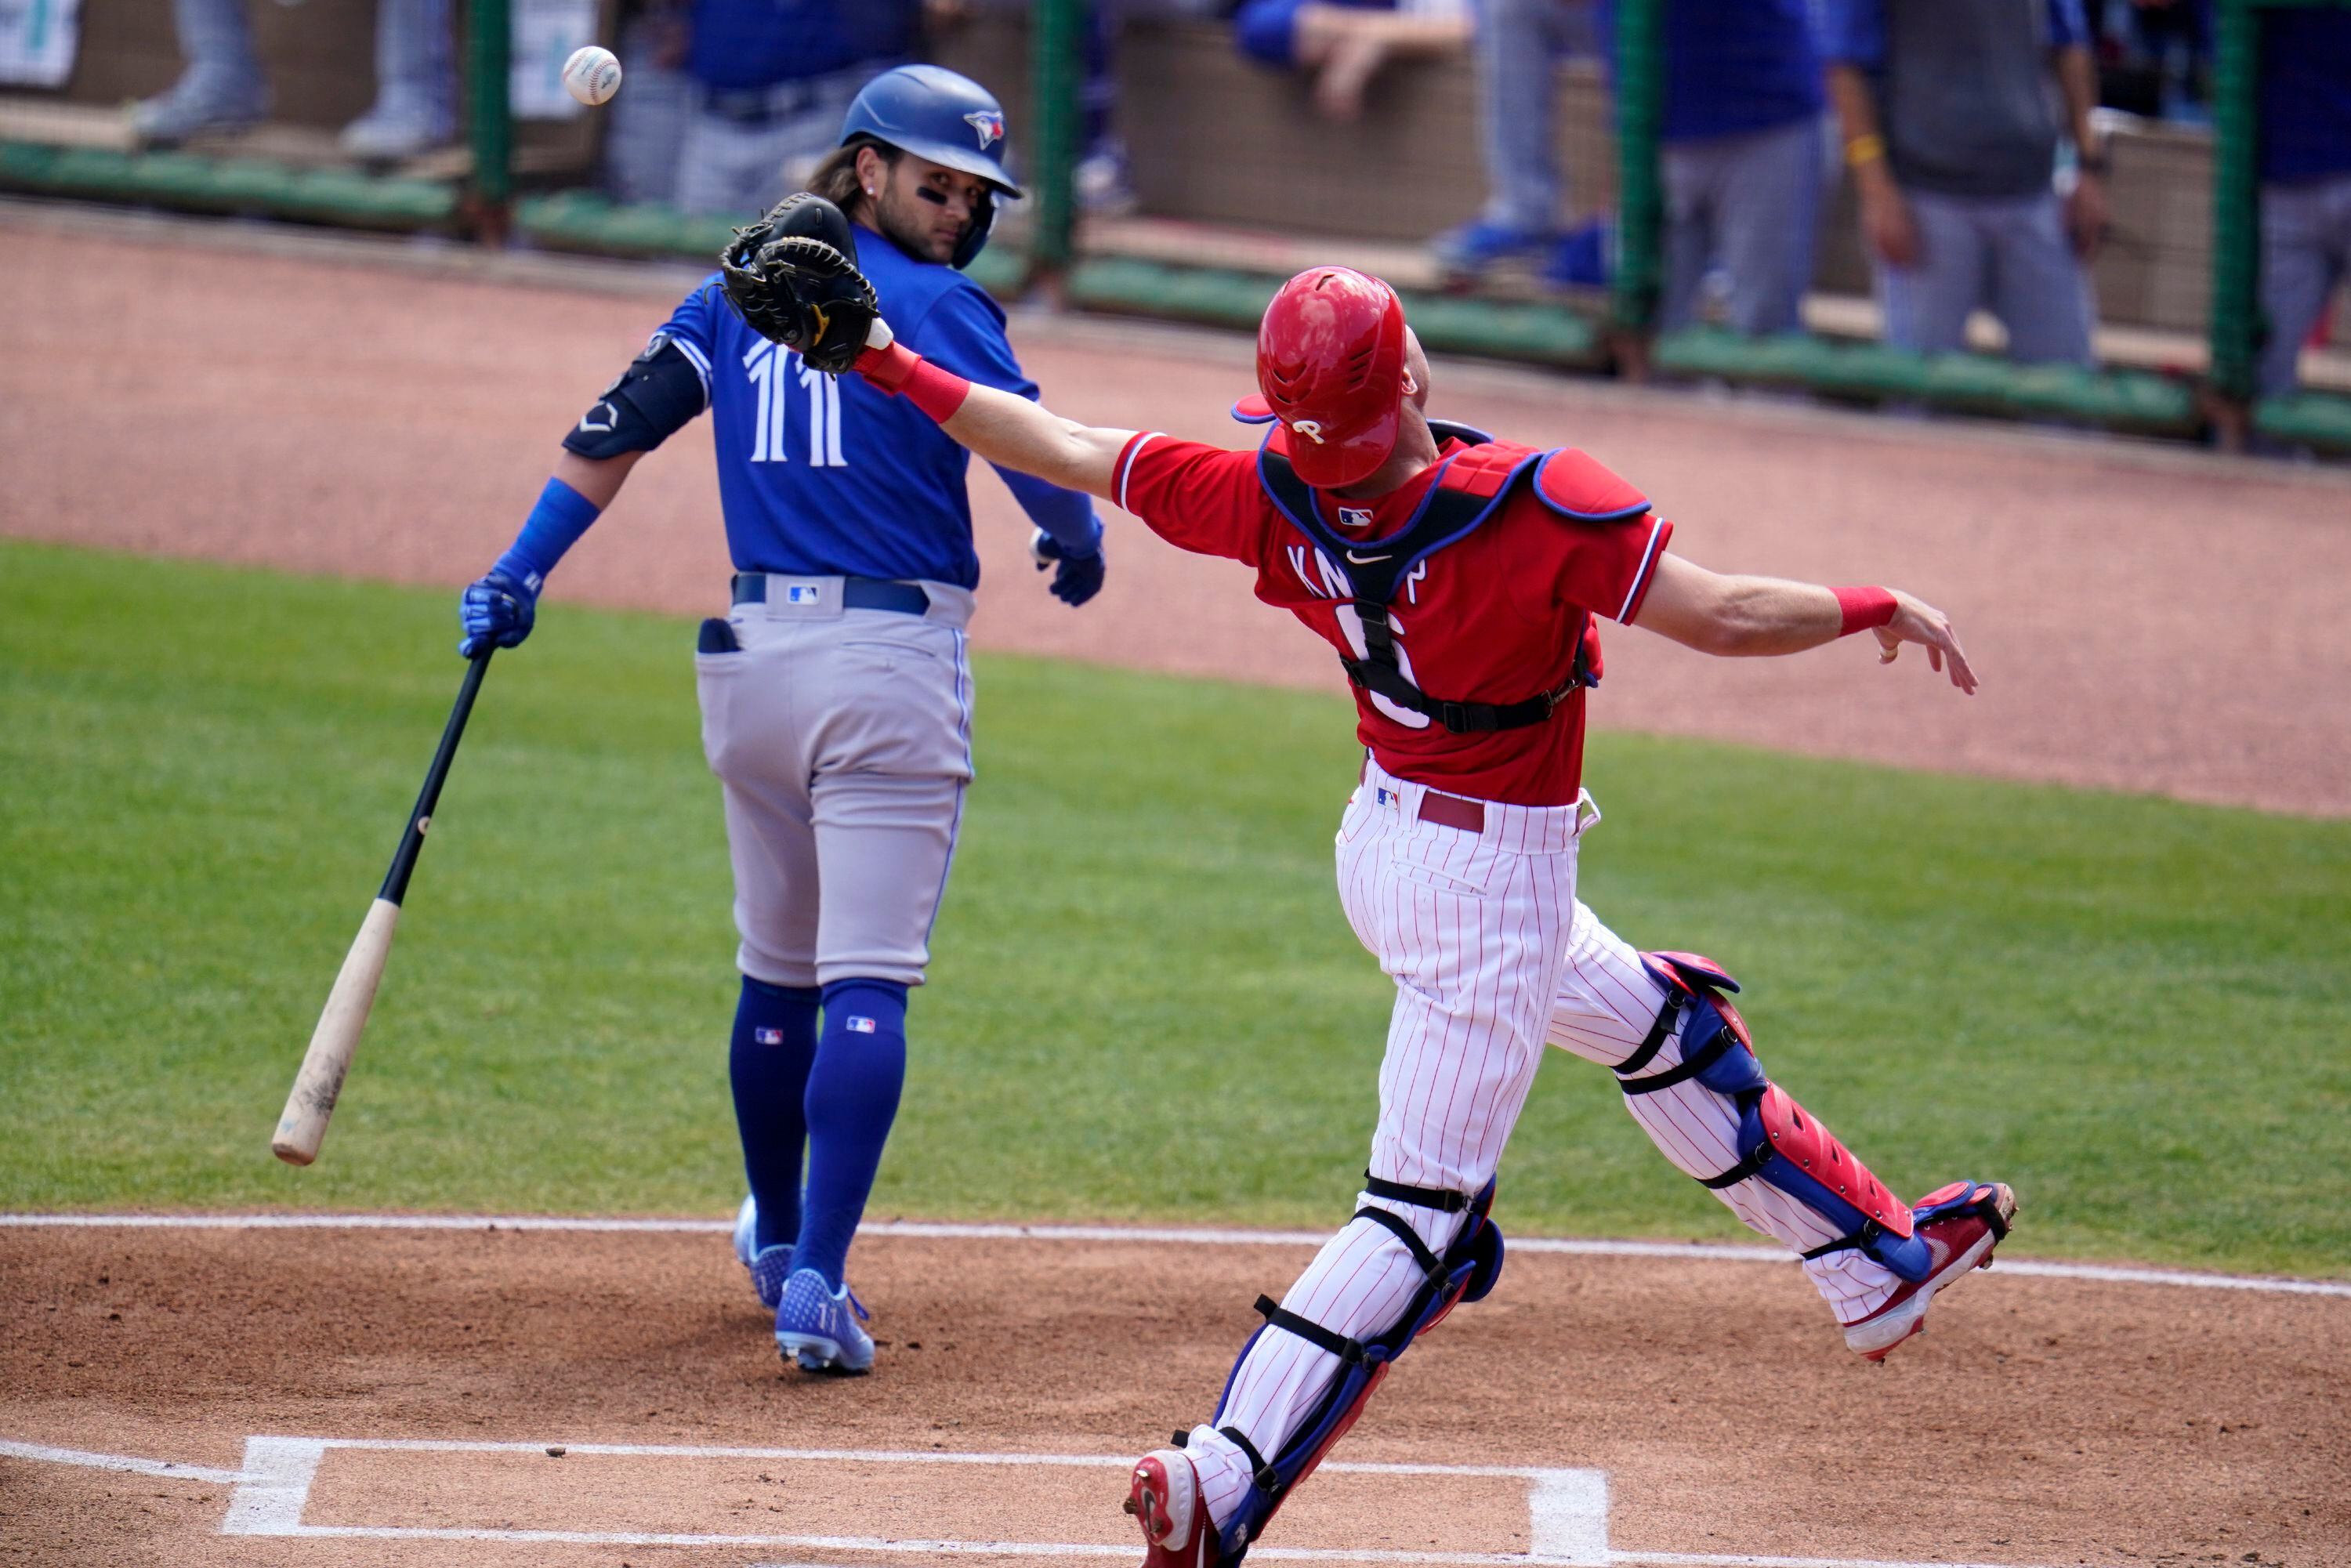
[2,539,2346,1277]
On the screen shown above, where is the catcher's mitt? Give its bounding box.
[719,193,878,374]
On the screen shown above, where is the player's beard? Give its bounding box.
[873,187,967,266]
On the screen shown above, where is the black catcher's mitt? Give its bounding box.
[719,193,878,374]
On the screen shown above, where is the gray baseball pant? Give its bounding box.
[1661,115,1831,335]
[2257,174,2351,399]
[1876,187,2097,367]
[695,576,976,990]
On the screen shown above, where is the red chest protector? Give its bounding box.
[1254,418,1652,733]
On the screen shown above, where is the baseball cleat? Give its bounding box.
[734,1195,795,1310]
[1842,1181,2017,1361]
[732,1193,759,1268]
[774,1267,875,1374]
[1125,1448,1223,1566]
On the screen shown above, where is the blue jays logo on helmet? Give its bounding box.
[962,108,1005,149]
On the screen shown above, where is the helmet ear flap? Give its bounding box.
[951,187,995,270]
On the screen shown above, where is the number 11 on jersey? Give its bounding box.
[744,342,846,467]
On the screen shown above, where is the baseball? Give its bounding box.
[562,45,621,107]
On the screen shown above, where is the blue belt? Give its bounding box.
[731,574,931,616]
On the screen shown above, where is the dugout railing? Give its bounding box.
[2,0,2345,454]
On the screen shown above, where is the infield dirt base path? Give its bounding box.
[6,1223,2349,1568]
[4,207,2349,816]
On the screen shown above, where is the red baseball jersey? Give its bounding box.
[1112,430,1672,807]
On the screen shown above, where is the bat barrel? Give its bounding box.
[273,897,404,1164]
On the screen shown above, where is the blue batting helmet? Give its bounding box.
[839,64,1020,270]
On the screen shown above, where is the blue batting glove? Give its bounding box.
[458,567,542,657]
[1030,527,1107,608]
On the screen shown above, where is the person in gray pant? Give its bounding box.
[132,0,456,158]
[1824,0,2107,366]
[1640,0,1832,335]
[1429,0,1600,282]
[2252,9,2351,400]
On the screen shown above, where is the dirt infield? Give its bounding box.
[3,205,2349,816]
[5,1219,2349,1566]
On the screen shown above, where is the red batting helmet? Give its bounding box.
[1255,266,1408,488]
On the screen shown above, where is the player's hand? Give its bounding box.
[2065,170,2109,261]
[1031,527,1107,608]
[1871,588,1976,694]
[458,567,542,657]
[1858,174,1919,269]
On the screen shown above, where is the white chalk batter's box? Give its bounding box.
[4,1429,2136,1568]
[217,1437,1607,1563]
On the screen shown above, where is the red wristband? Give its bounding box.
[854,341,971,423]
[1831,585,1899,636]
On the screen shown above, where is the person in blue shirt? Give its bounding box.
[1596,0,1831,334]
[671,0,918,216]
[455,65,1107,1375]
[2255,8,2351,399]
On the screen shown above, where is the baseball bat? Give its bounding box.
[272,648,495,1166]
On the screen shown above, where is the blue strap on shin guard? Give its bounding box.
[1207,1182,1504,1559]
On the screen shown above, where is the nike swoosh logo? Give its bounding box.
[1346,550,1391,563]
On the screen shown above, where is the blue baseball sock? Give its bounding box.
[792,978,909,1290]
[728,976,821,1256]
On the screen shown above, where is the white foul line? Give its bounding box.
[0,1438,251,1486]
[3,1211,2345,1298]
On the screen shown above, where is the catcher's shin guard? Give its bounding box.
[1620,952,1933,1282]
[1201,1179,1505,1562]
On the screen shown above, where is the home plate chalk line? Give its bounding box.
[5,1211,2347,1298]
[6,1432,2074,1568]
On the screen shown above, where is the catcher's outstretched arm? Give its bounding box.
[856,322,1135,502]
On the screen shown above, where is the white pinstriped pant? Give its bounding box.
[1183,759,1899,1532]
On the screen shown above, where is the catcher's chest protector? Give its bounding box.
[1254,434,1645,734]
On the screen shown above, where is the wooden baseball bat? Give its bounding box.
[273,648,495,1166]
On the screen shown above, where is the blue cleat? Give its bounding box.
[1430,218,1559,281]
[733,1195,793,1311]
[774,1268,875,1374]
[1541,218,1614,288]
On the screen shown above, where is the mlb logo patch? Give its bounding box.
[1339,506,1375,530]
[1375,787,1399,807]
[754,1027,785,1045]
[786,583,822,606]
[845,1016,878,1034]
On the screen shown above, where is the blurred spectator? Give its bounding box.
[671,0,918,217]
[1598,0,1830,335]
[1234,0,1470,123]
[1429,0,1600,282]
[2255,7,2351,399]
[603,0,697,208]
[131,0,456,159]
[1824,0,2106,366]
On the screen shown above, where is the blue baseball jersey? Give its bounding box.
[686,0,918,92]
[1598,0,1824,143]
[2261,9,2351,185]
[658,225,1099,587]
